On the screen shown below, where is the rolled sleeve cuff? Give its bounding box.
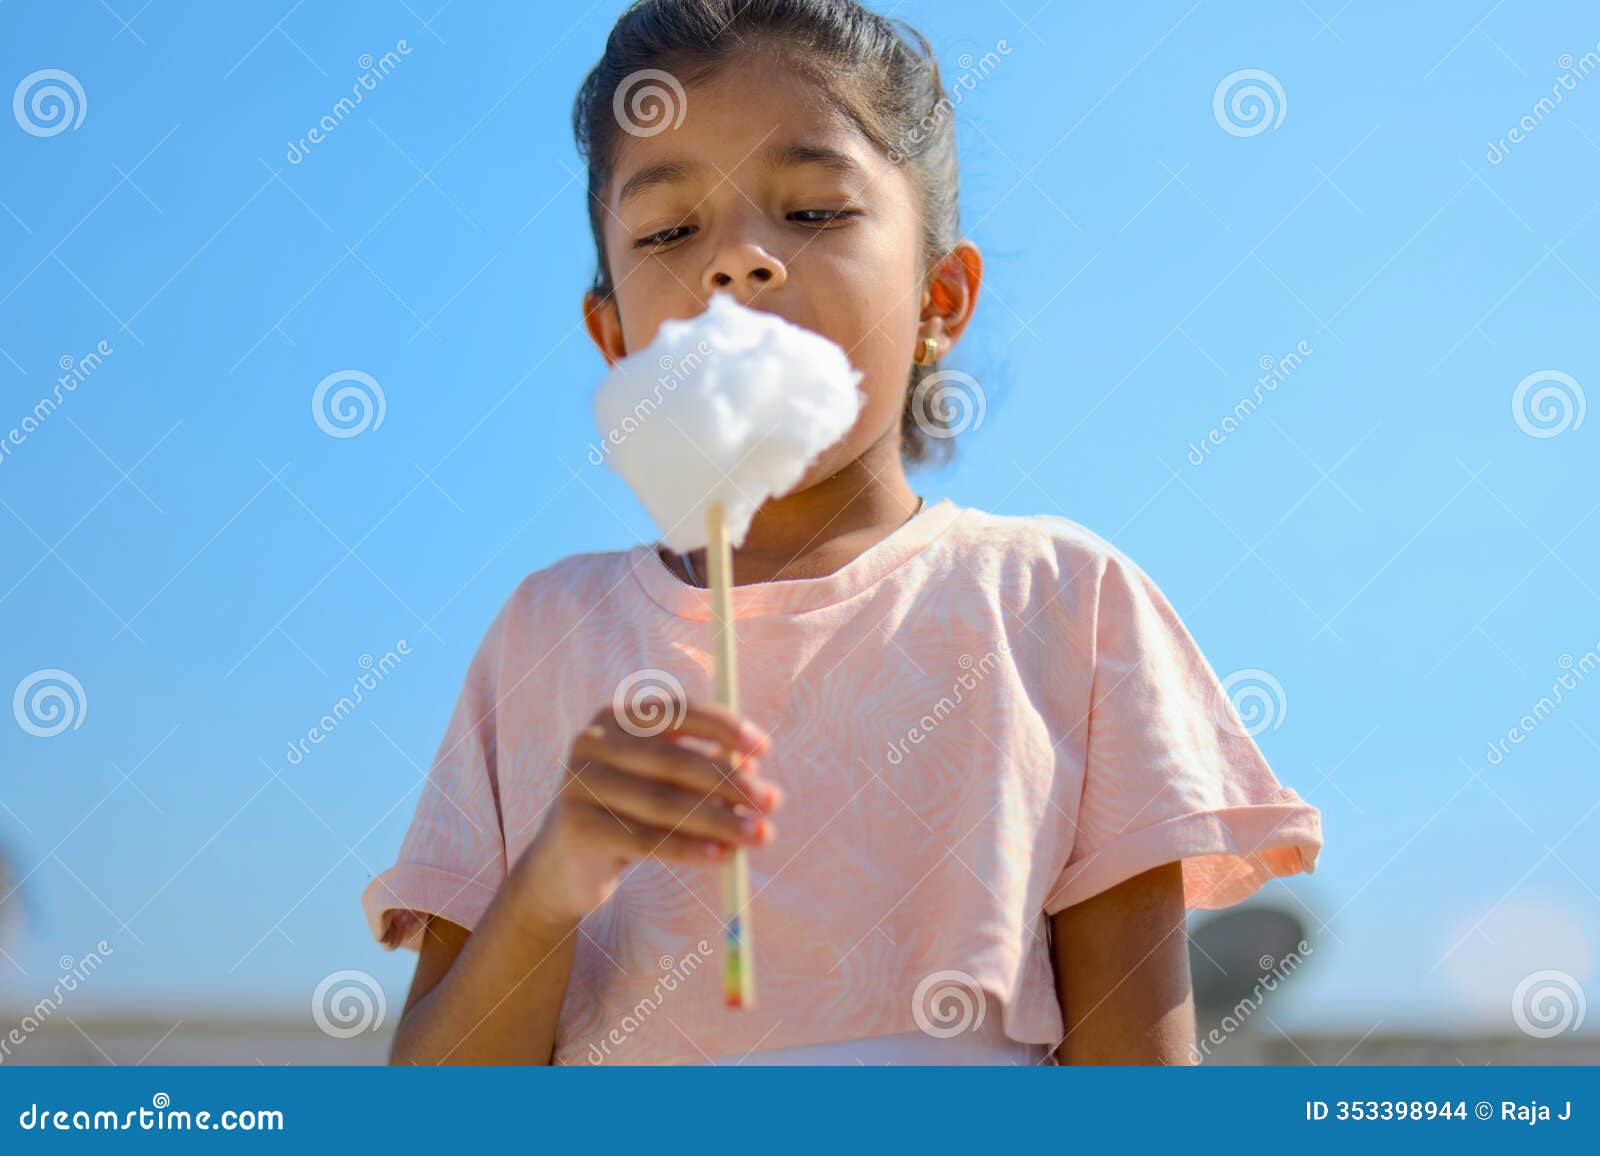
[1044,800,1323,915]
[360,862,502,952]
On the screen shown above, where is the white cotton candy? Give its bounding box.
[592,291,866,552]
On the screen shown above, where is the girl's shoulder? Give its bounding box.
[946,504,1146,585]
[512,544,634,598]
[943,504,1191,638]
[478,544,642,642]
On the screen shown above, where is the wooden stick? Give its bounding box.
[705,500,755,1009]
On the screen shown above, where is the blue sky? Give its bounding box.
[0,0,1595,1040]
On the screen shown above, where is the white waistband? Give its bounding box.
[701,1011,1051,1066]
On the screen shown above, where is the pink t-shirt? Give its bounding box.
[360,497,1323,1064]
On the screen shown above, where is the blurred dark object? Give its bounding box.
[0,841,23,946]
[1188,904,1311,1031]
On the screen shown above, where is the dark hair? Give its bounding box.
[573,0,964,470]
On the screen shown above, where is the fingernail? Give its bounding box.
[740,815,762,840]
[757,783,781,811]
[702,840,727,859]
[740,720,770,751]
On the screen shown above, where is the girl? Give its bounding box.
[361,0,1323,1065]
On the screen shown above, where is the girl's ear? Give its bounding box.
[918,240,983,352]
[583,290,628,366]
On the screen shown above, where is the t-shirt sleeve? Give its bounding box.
[360,595,513,952]
[1043,549,1322,915]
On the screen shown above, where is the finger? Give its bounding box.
[571,762,771,846]
[607,696,770,759]
[571,801,732,865]
[574,726,780,812]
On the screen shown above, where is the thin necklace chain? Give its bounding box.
[679,494,926,588]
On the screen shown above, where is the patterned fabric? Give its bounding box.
[360,498,1323,1064]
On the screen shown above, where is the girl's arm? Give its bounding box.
[388,855,581,1066]
[1049,859,1196,1065]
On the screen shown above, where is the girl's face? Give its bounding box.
[584,54,966,488]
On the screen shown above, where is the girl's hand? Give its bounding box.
[511,699,781,929]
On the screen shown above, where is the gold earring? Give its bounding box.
[914,336,938,364]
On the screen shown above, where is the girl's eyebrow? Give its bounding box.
[616,142,867,208]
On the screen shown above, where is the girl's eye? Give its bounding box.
[634,225,693,250]
[790,209,857,226]
[633,209,858,250]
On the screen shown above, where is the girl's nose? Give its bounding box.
[703,240,787,296]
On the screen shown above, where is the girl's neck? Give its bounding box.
[671,428,922,587]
